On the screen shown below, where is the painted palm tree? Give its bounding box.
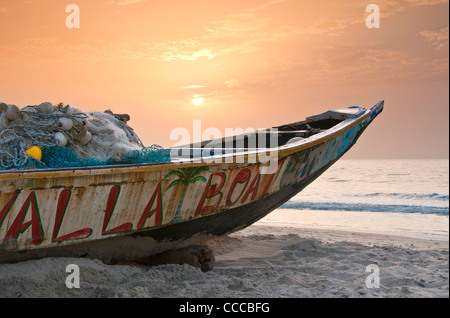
[165,166,210,223]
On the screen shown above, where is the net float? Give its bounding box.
[70,122,87,140]
[79,130,93,146]
[0,103,8,114]
[25,146,43,161]
[55,132,68,146]
[57,117,74,131]
[5,105,22,122]
[61,105,74,116]
[37,102,54,114]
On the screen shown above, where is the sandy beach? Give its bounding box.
[0,209,448,298]
[0,0,448,304]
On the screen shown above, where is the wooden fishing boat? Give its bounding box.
[0,101,383,264]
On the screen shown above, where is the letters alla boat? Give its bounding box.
[0,101,383,264]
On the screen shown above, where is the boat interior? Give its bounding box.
[171,114,347,160]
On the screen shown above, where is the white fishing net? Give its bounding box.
[0,102,145,169]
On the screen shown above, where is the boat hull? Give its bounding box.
[0,159,336,264]
[0,101,383,263]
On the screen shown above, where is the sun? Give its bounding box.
[192,95,204,105]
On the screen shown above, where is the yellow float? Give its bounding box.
[25,146,42,161]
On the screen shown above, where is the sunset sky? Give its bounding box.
[0,0,448,159]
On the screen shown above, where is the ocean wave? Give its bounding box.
[349,192,449,201]
[280,201,449,215]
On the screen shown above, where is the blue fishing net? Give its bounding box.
[0,145,171,171]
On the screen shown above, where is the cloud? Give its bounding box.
[419,27,449,50]
[306,0,448,36]
[182,85,208,89]
[225,79,241,88]
[153,0,449,62]
[154,0,294,61]
[0,7,9,13]
[405,0,448,5]
[356,0,449,20]
[306,17,361,36]
[105,0,148,6]
[161,47,218,61]
[0,38,159,62]
[117,0,148,6]
[2,0,447,67]
[249,0,290,12]
[223,46,440,91]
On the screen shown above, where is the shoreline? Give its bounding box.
[229,224,449,251]
[255,208,449,242]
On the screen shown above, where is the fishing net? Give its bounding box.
[0,102,171,171]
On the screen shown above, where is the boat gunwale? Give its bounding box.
[0,106,375,181]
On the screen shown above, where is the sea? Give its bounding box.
[254,160,449,241]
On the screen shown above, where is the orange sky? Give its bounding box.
[0,0,448,159]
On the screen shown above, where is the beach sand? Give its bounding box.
[0,210,448,298]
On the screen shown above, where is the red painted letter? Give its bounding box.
[195,172,226,216]
[102,186,132,235]
[4,192,44,245]
[0,191,19,229]
[138,183,163,228]
[226,168,251,206]
[241,173,261,203]
[52,189,92,242]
